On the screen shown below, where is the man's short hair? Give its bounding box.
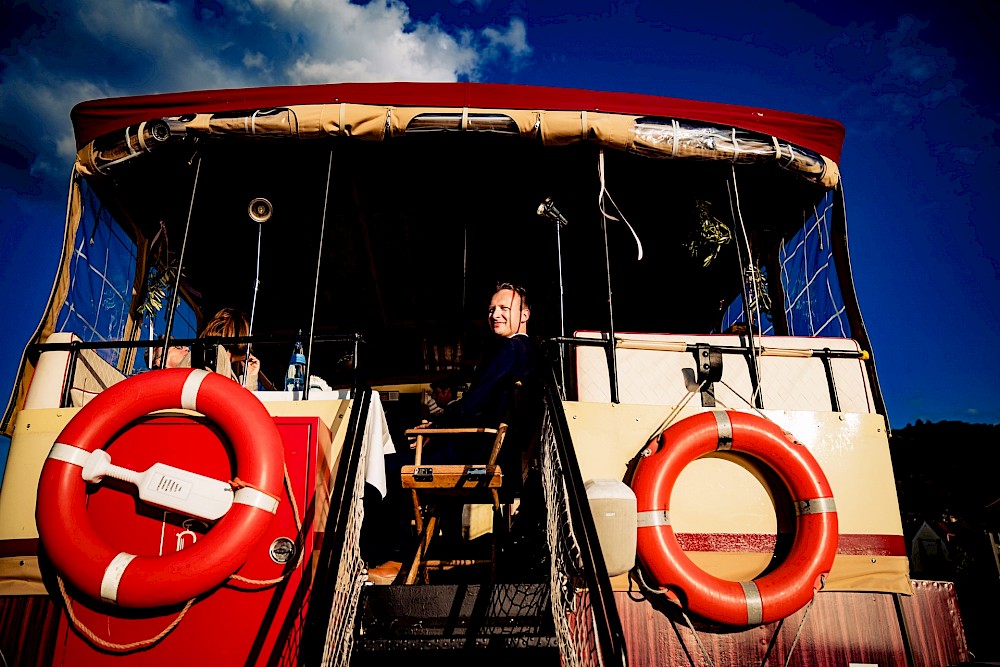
[495,281,529,309]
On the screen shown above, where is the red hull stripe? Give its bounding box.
[675,532,907,557]
[0,538,39,558]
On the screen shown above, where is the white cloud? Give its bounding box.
[3,74,113,172]
[483,17,531,58]
[243,51,270,72]
[1,0,534,182]
[76,0,180,43]
[248,0,481,82]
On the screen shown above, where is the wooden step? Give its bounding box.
[355,583,558,658]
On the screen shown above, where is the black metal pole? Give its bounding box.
[162,154,201,359]
[600,210,619,403]
[305,149,334,401]
[556,220,567,398]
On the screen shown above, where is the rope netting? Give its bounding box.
[539,404,604,667]
[319,408,370,667]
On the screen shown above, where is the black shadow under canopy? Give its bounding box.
[91,130,829,385]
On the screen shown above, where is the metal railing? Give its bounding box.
[540,348,628,667]
[29,332,363,405]
[551,334,871,413]
[301,387,372,666]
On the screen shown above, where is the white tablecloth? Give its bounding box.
[361,391,396,497]
[253,389,396,497]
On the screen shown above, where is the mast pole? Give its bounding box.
[305,150,334,400]
[601,206,619,404]
[162,154,201,363]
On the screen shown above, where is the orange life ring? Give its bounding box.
[631,410,838,625]
[36,368,284,608]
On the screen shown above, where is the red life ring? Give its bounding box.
[36,368,284,608]
[631,410,838,626]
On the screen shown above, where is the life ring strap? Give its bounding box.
[713,411,733,450]
[795,497,836,516]
[740,581,763,625]
[234,486,280,514]
[637,509,670,528]
[101,553,136,604]
[180,369,210,411]
[48,442,90,467]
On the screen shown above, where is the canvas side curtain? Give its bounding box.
[721,190,848,338]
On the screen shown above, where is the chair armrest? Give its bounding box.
[406,424,508,467]
[404,427,498,436]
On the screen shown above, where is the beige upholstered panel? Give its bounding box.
[23,332,126,409]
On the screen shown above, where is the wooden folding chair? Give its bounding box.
[399,423,508,584]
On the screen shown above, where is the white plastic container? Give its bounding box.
[584,478,638,577]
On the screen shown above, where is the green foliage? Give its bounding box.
[743,265,771,312]
[685,200,732,267]
[140,262,176,318]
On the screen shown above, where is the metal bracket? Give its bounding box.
[694,343,723,407]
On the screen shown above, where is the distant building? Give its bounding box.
[911,520,951,575]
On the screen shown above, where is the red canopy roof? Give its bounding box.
[71,82,845,162]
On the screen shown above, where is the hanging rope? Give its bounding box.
[629,567,716,667]
[598,149,644,261]
[229,461,305,587]
[243,219,264,388]
[58,576,195,653]
[65,459,305,652]
[162,153,201,356]
[304,150,334,400]
[781,593,818,667]
[646,379,705,444]
[727,166,764,407]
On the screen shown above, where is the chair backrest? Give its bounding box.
[498,377,544,491]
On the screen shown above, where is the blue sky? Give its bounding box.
[1,0,997,441]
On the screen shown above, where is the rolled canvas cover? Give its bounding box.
[70,82,846,161]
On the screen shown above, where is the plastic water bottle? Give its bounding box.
[285,331,306,392]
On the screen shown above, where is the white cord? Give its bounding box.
[244,222,263,388]
[729,166,763,405]
[598,149,644,261]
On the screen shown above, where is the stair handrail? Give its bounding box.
[540,344,629,667]
[301,386,373,667]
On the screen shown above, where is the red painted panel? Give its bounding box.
[49,415,323,666]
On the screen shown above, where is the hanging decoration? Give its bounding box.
[686,200,732,267]
[744,264,772,312]
[140,261,177,319]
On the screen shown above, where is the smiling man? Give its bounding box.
[420,282,539,462]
